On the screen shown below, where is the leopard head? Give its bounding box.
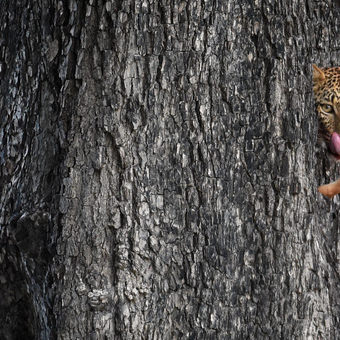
[313,64,340,159]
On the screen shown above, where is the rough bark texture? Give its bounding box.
[1,0,340,339]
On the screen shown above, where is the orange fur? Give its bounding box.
[318,178,340,198]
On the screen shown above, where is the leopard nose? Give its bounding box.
[336,103,340,117]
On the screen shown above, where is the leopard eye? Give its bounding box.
[321,104,334,113]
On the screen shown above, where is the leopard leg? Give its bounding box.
[318,178,340,198]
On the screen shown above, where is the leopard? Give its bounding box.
[313,64,340,157]
[313,64,340,198]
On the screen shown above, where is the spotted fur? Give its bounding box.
[313,65,340,145]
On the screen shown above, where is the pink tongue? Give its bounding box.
[330,132,340,155]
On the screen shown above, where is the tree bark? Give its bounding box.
[1,0,339,339]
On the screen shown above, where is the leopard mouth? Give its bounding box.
[331,153,340,160]
[329,132,340,160]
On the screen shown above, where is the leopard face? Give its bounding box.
[313,65,340,158]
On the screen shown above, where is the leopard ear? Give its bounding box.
[313,64,325,82]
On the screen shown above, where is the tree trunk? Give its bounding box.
[1,0,339,339]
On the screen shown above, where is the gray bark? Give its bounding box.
[0,0,339,339]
